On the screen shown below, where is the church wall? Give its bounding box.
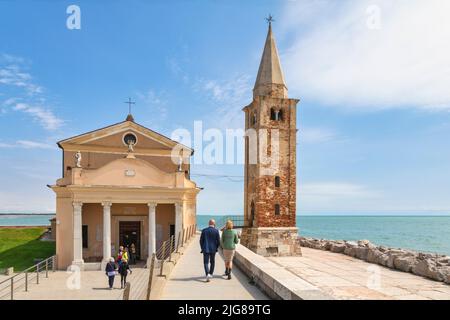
[81,203,103,262]
[55,196,74,269]
[183,201,197,233]
[155,204,175,249]
[63,150,189,178]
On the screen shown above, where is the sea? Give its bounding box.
[1,213,449,256]
[197,215,450,256]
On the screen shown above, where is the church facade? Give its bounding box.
[49,115,200,270]
[240,22,302,256]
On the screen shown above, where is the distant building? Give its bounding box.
[241,21,302,256]
[49,116,200,270]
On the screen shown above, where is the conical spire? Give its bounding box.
[253,21,288,98]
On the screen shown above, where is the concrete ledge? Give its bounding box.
[234,244,334,300]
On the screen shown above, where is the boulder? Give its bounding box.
[330,243,346,253]
[393,256,417,272]
[357,240,371,247]
[411,259,444,281]
[367,248,383,264]
[354,247,369,260]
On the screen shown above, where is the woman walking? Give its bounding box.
[105,257,117,289]
[220,220,239,280]
[118,259,132,289]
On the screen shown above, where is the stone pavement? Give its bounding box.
[161,234,267,300]
[11,264,147,300]
[270,247,450,300]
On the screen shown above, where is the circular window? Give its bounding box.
[123,133,137,146]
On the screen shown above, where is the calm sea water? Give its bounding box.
[2,214,449,256]
[0,214,55,226]
[197,215,450,256]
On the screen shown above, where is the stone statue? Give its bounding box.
[127,140,135,153]
[178,156,183,172]
[75,151,82,168]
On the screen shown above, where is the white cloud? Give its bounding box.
[280,0,450,111]
[134,89,170,133]
[13,103,63,130]
[0,64,42,94]
[0,140,55,150]
[300,127,337,144]
[17,140,55,149]
[196,74,252,129]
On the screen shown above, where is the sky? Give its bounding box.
[1,0,450,215]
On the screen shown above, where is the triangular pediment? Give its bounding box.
[57,120,192,153]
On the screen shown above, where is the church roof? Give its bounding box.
[57,117,193,154]
[254,22,287,91]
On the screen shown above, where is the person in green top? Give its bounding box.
[220,220,239,280]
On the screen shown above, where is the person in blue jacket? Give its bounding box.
[199,219,220,282]
[105,257,116,289]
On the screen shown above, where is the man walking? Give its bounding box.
[200,219,220,282]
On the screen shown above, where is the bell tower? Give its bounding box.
[240,19,302,256]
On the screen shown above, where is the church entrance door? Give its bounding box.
[119,221,141,260]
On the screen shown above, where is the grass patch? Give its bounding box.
[0,227,55,271]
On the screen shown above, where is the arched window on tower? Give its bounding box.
[270,108,283,121]
[275,176,280,187]
[270,108,276,120]
[275,204,280,215]
[277,109,283,121]
[251,112,257,125]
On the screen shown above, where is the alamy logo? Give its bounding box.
[66,5,81,30]
[66,264,81,290]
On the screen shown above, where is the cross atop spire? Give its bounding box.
[124,97,135,122]
[253,16,287,98]
[265,14,275,25]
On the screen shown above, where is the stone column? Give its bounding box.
[72,201,84,267]
[147,202,157,263]
[175,202,183,245]
[101,201,112,269]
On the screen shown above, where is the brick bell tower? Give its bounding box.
[240,19,302,256]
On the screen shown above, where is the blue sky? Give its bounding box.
[1,0,450,215]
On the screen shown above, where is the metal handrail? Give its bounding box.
[0,255,56,300]
[216,215,247,229]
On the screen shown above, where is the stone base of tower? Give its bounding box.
[240,227,302,257]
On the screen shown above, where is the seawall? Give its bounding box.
[299,237,450,284]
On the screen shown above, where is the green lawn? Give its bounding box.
[0,227,55,271]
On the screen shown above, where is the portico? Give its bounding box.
[49,115,200,270]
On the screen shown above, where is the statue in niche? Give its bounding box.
[75,151,82,168]
[127,139,135,153]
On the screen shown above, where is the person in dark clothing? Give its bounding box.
[130,243,137,265]
[199,219,220,282]
[118,259,132,289]
[105,257,116,289]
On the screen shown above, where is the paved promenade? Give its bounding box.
[270,247,450,300]
[161,235,267,300]
[11,265,147,300]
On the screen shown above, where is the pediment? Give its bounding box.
[58,120,191,153]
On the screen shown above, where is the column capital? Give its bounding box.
[101,201,112,207]
[174,201,183,208]
[147,202,157,209]
[73,201,83,209]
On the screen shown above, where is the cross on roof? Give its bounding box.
[124,97,135,115]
